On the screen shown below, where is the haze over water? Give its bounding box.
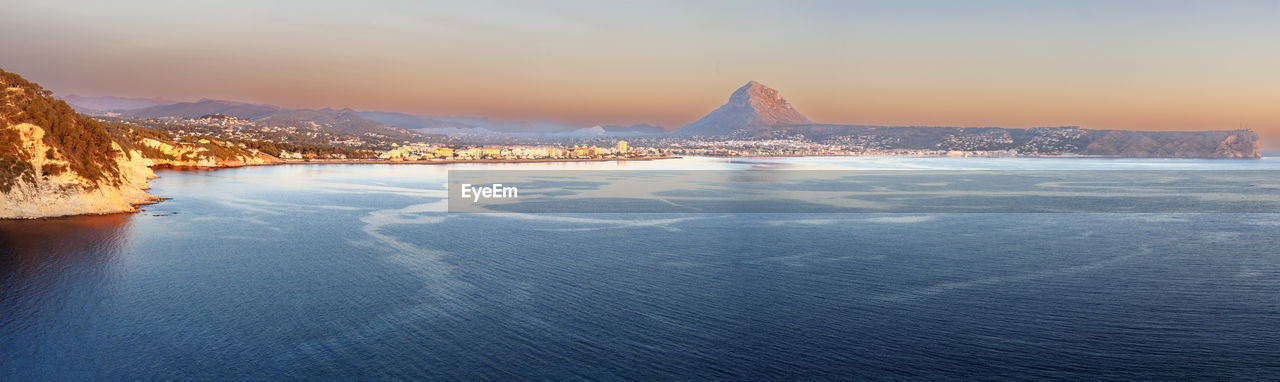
[3,157,1280,379]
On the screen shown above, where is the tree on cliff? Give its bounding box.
[1,68,125,190]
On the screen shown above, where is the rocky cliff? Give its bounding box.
[2,68,279,219]
[0,122,157,218]
[676,81,812,136]
[137,137,282,168]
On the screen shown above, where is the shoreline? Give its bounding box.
[702,153,1264,160]
[274,156,681,165]
[4,153,1262,220]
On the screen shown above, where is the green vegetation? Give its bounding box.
[109,124,180,161]
[182,135,249,162]
[2,68,122,189]
[105,116,409,154]
[237,139,376,159]
[0,126,35,193]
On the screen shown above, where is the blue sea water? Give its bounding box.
[2,156,1279,379]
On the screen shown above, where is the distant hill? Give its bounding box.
[123,99,280,119]
[62,95,175,113]
[674,81,1260,158]
[1078,129,1260,158]
[357,111,470,130]
[257,108,388,135]
[600,124,670,134]
[84,99,657,137]
[120,100,420,139]
[358,111,581,133]
[676,81,812,136]
[53,80,1262,158]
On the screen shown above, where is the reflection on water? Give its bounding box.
[447,170,1280,213]
[1,157,1279,379]
[0,214,132,312]
[0,215,132,376]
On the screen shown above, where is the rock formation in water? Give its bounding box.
[2,68,279,219]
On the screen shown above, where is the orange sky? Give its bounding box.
[3,1,1277,147]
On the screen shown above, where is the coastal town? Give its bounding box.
[107,114,1063,162]
[85,98,1259,162]
[279,140,667,162]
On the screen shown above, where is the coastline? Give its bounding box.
[274,156,681,165]
[704,153,1264,159]
[4,156,680,220]
[5,152,1263,221]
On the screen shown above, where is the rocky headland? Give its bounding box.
[2,69,278,219]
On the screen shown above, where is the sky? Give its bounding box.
[2,0,1278,146]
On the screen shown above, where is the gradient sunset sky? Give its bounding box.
[3,1,1277,146]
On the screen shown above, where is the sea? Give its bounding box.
[2,156,1278,379]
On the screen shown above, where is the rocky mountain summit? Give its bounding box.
[675,81,1260,158]
[677,81,812,136]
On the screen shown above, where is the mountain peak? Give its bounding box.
[675,81,812,136]
[727,81,800,112]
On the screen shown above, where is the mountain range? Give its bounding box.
[64,96,671,137]
[674,82,1259,158]
[60,95,174,113]
[62,81,1260,158]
